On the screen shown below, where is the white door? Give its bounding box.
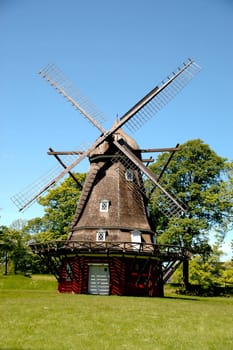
[88,264,110,295]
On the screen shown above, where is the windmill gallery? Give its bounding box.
[13,60,201,297]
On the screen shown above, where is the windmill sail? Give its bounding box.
[119,59,201,133]
[39,64,107,133]
[11,145,88,211]
[12,59,200,211]
[11,164,64,211]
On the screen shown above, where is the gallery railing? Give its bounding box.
[30,240,189,259]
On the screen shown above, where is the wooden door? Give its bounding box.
[88,264,110,295]
[131,230,142,251]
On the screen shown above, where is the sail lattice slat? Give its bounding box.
[11,165,63,210]
[39,64,107,133]
[11,145,88,211]
[124,60,201,133]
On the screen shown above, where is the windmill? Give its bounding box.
[12,59,200,296]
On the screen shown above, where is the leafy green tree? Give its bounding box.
[24,173,85,242]
[0,226,14,275]
[185,245,225,287]
[0,221,33,275]
[9,220,32,274]
[149,139,232,254]
[222,260,233,285]
[149,139,233,289]
[172,245,233,293]
[10,231,31,274]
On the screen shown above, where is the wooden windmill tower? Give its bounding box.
[12,59,200,296]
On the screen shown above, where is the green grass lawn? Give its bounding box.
[0,275,232,350]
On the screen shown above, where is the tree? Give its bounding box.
[214,160,233,240]
[149,139,233,288]
[24,173,85,242]
[222,260,233,285]
[149,139,232,251]
[172,245,233,295]
[0,222,33,275]
[0,226,14,275]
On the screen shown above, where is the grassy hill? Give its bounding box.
[0,274,232,349]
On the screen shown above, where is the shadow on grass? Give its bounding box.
[164,295,199,301]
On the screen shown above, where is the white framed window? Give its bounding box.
[131,230,141,251]
[125,169,134,182]
[96,230,106,241]
[100,199,109,212]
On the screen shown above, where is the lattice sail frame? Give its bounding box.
[39,64,107,133]
[11,143,90,211]
[123,60,201,133]
[12,59,201,212]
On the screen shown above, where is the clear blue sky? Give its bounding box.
[1,0,232,257]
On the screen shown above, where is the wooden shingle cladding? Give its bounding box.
[69,131,153,244]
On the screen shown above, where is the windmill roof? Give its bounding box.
[114,127,139,150]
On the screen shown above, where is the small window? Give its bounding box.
[100,199,109,212]
[66,263,72,281]
[96,230,106,241]
[125,169,134,181]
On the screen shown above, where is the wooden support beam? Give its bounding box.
[142,157,154,163]
[48,147,83,190]
[47,151,83,155]
[148,144,180,197]
[139,147,180,153]
[158,144,180,181]
[48,147,180,155]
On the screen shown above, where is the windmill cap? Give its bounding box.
[114,127,140,150]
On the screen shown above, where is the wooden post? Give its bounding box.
[183,259,190,290]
